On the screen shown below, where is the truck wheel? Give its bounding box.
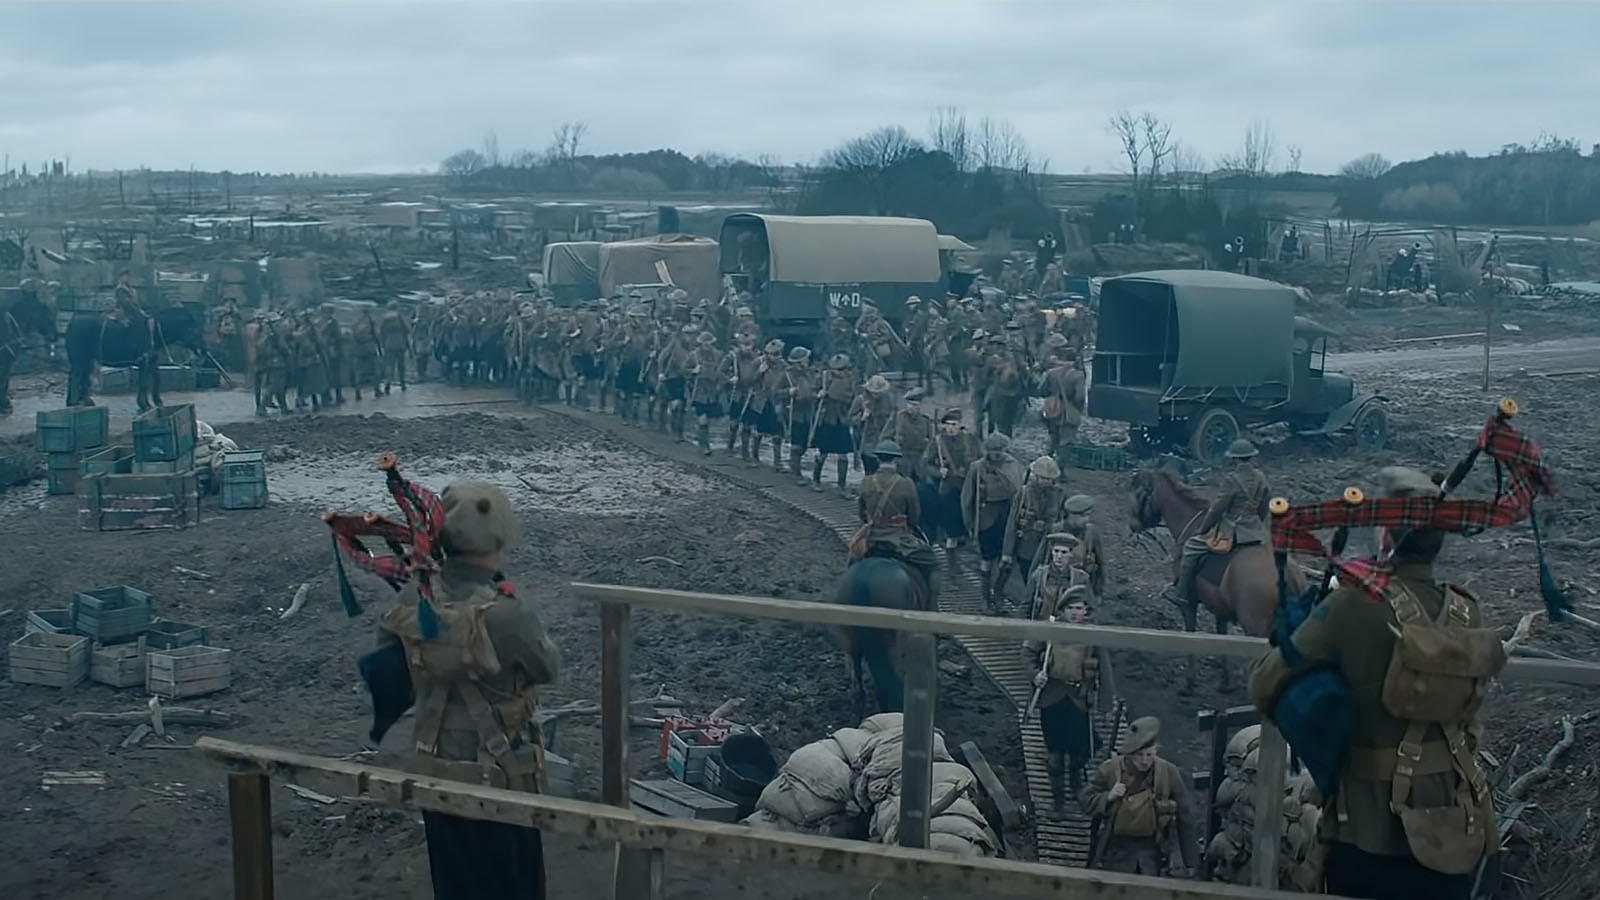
[1352,404,1390,451]
[1189,408,1240,465]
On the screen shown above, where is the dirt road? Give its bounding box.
[1331,335,1600,378]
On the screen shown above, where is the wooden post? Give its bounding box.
[898,632,938,849]
[1481,285,1493,392]
[1200,709,1228,880]
[601,601,662,900]
[227,772,275,900]
[1251,723,1287,888]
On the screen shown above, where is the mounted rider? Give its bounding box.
[1162,439,1270,607]
[853,440,939,606]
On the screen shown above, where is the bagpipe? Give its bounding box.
[1265,398,1575,795]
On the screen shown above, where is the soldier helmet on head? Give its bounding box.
[905,295,923,307]
[1226,438,1259,460]
[903,387,926,403]
[787,346,810,363]
[668,288,689,303]
[983,432,1011,453]
[680,324,698,336]
[1029,455,1060,480]
[939,407,964,425]
[1119,716,1161,755]
[865,375,890,394]
[626,305,648,318]
[763,338,785,356]
[1046,333,1070,350]
[872,439,903,460]
[1064,493,1095,515]
[828,352,851,370]
[735,306,753,317]
[696,331,716,345]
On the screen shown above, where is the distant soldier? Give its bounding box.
[849,375,895,473]
[216,298,244,373]
[1026,531,1091,620]
[732,305,760,344]
[1034,232,1059,283]
[854,302,899,377]
[925,408,981,549]
[350,311,383,401]
[782,346,818,484]
[724,333,763,460]
[884,388,935,483]
[113,271,145,325]
[688,331,724,455]
[1163,439,1270,608]
[1057,494,1107,600]
[984,332,1025,437]
[1024,583,1109,810]
[1083,716,1198,877]
[1000,455,1067,590]
[318,306,347,405]
[252,313,290,416]
[613,306,654,425]
[379,308,412,393]
[1039,338,1087,469]
[810,353,857,494]
[961,432,1025,599]
[747,338,788,471]
[655,324,697,442]
[291,312,328,412]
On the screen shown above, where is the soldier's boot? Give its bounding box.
[1163,555,1198,608]
[836,458,849,496]
[1068,754,1086,796]
[727,424,741,455]
[672,408,687,442]
[353,386,363,401]
[812,457,825,492]
[790,447,807,485]
[1047,754,1067,814]
[748,436,764,468]
[979,560,993,604]
[772,440,783,471]
[335,387,346,405]
[697,423,712,456]
[739,430,753,461]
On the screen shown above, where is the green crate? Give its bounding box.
[36,407,109,453]
[1069,443,1130,472]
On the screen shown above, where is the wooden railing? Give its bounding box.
[198,582,1600,899]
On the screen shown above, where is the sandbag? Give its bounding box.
[831,727,873,768]
[929,832,990,857]
[860,713,903,734]
[930,811,993,847]
[935,796,988,832]
[757,773,847,826]
[782,739,855,810]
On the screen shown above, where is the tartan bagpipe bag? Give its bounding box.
[1265,399,1569,796]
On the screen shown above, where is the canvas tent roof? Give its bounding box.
[1103,269,1297,388]
[722,214,941,284]
[598,234,721,301]
[937,234,976,252]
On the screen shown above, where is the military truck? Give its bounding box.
[1087,269,1388,464]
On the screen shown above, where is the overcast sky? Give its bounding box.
[1,1,1593,176]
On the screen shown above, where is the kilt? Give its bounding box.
[662,376,686,402]
[813,422,854,455]
[571,353,597,380]
[976,502,1012,559]
[745,401,782,436]
[615,359,642,393]
[789,417,812,449]
[693,400,724,419]
[938,488,966,538]
[1040,695,1093,758]
[423,810,545,900]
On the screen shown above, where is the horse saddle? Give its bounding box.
[1197,545,1238,587]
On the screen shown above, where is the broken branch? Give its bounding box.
[281,582,311,620]
[636,556,683,567]
[72,708,233,728]
[1508,716,1578,800]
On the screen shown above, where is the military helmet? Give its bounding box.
[903,387,926,402]
[735,306,753,317]
[872,439,904,459]
[696,331,717,345]
[1063,493,1095,514]
[787,346,811,363]
[983,432,1010,453]
[1046,333,1070,349]
[680,324,698,335]
[667,288,689,303]
[905,295,923,307]
[1029,456,1060,479]
[627,306,648,318]
[865,375,890,394]
[1226,439,1259,459]
[828,353,851,370]
[1004,319,1023,330]
[763,338,785,355]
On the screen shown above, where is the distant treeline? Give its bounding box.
[1335,144,1600,226]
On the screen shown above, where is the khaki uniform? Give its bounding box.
[1084,755,1199,876]
[1041,363,1086,462]
[885,410,936,481]
[961,456,1023,535]
[1175,463,1271,601]
[1250,565,1498,873]
[1002,479,1068,571]
[379,311,411,389]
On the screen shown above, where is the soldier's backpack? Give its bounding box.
[825,371,854,403]
[1377,583,1506,874]
[1099,756,1177,839]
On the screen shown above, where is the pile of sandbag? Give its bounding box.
[743,713,999,857]
[195,420,238,478]
[1204,725,1321,889]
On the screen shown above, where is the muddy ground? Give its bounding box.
[2,330,1599,898]
[0,410,1031,900]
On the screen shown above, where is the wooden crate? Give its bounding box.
[73,586,153,643]
[156,365,197,392]
[219,449,267,510]
[131,403,197,464]
[81,444,135,477]
[145,620,207,650]
[147,645,231,698]
[9,632,90,688]
[36,406,110,453]
[91,639,147,689]
[79,471,201,532]
[665,728,722,787]
[544,750,577,799]
[628,778,741,823]
[132,448,196,475]
[98,367,138,395]
[25,608,74,635]
[47,451,84,495]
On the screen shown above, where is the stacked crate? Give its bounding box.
[36,407,110,495]
[80,404,201,531]
[219,449,268,510]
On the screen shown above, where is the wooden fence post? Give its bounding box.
[227,772,274,900]
[898,632,938,849]
[601,601,663,900]
[1251,722,1287,887]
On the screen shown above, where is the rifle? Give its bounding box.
[1021,616,1055,721]
[1088,699,1129,869]
[807,369,829,448]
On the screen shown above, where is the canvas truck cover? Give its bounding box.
[1104,270,1296,388]
[721,215,941,285]
[542,242,602,287]
[598,234,721,301]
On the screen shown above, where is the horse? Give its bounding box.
[64,306,207,411]
[1127,463,1304,691]
[0,288,60,414]
[832,554,931,720]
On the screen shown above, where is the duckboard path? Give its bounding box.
[536,401,1128,868]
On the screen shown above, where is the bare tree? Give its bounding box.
[1286,144,1303,174]
[1218,119,1278,178]
[440,148,488,179]
[822,126,926,214]
[929,106,973,172]
[1339,152,1392,179]
[1139,112,1173,192]
[481,131,501,168]
[1106,110,1144,194]
[1170,142,1207,186]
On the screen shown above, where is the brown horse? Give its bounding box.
[1127,464,1303,690]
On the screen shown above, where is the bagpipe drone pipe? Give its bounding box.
[1265,398,1573,797]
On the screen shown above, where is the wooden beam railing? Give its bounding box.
[195,736,1314,900]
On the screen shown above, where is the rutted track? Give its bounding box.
[536,401,1126,867]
